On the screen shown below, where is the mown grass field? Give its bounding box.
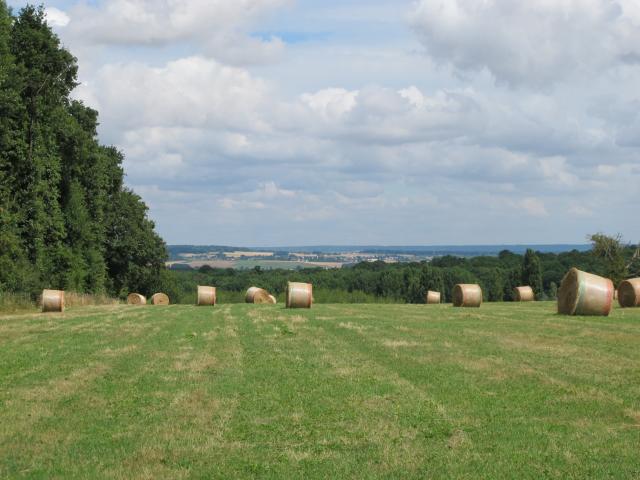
[1,302,639,479]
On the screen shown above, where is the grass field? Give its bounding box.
[1,302,639,479]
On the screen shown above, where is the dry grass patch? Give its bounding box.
[337,321,367,332]
[447,429,470,450]
[289,315,308,324]
[499,334,581,356]
[100,345,138,356]
[624,409,640,426]
[172,353,218,374]
[382,339,421,348]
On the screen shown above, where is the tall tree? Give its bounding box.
[0,3,167,298]
[0,0,33,292]
[10,5,77,286]
[522,249,543,299]
[104,189,167,297]
[504,265,522,301]
[589,233,627,286]
[629,245,640,278]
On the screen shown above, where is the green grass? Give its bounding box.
[1,302,639,479]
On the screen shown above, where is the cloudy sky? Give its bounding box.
[8,0,640,246]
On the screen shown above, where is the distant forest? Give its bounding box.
[0,4,167,298]
[164,246,640,304]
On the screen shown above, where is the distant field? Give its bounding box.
[235,259,343,270]
[167,260,237,269]
[1,303,639,478]
[168,259,343,270]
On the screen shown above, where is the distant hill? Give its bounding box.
[167,245,251,259]
[169,244,591,258]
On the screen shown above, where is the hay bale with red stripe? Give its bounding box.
[286,282,313,309]
[557,268,613,316]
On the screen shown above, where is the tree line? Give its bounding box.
[165,243,640,304]
[0,4,167,298]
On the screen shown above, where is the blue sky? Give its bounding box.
[8,0,640,246]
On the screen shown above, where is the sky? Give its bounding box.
[7,0,640,246]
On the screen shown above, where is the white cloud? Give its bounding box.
[568,204,594,217]
[539,157,580,188]
[301,88,358,119]
[520,197,548,217]
[45,7,70,27]
[61,0,290,65]
[77,57,269,132]
[55,0,640,244]
[409,0,640,87]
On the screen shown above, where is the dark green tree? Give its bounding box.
[522,249,543,299]
[403,267,423,303]
[504,266,522,301]
[419,264,445,302]
[9,5,77,286]
[104,190,167,297]
[0,3,167,298]
[477,267,504,302]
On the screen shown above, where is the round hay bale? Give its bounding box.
[425,291,441,304]
[557,268,613,316]
[514,286,535,302]
[42,289,65,313]
[452,284,482,308]
[245,286,271,304]
[151,293,170,306]
[245,287,276,304]
[286,282,313,309]
[253,291,276,305]
[197,286,216,306]
[618,278,640,308]
[127,293,147,305]
[245,286,260,303]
